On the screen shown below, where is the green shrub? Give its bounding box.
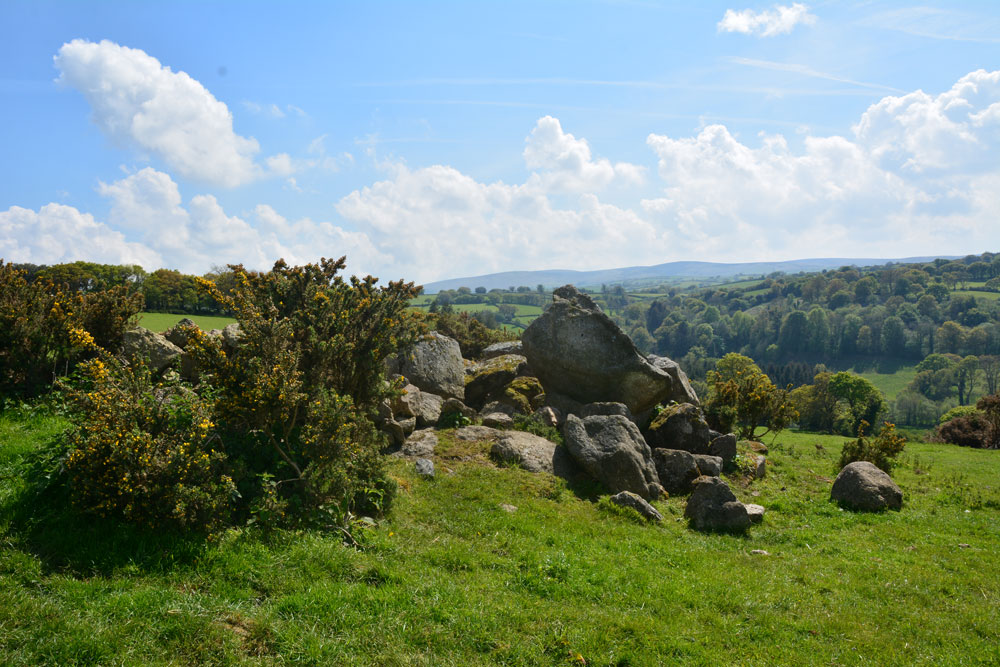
[0,260,142,398]
[938,405,980,425]
[838,421,907,473]
[511,413,564,446]
[57,258,420,533]
[63,355,234,532]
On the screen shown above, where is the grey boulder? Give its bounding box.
[481,340,523,360]
[646,354,700,406]
[684,476,750,532]
[490,431,580,479]
[122,328,183,374]
[708,433,738,462]
[693,454,724,478]
[652,448,701,495]
[521,285,679,415]
[563,413,663,501]
[395,332,465,400]
[831,461,903,511]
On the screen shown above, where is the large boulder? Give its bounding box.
[395,332,465,400]
[122,328,183,374]
[646,354,700,406]
[831,461,903,511]
[490,431,581,479]
[684,476,750,532]
[464,354,527,409]
[644,403,712,454]
[563,414,663,501]
[708,433,737,463]
[652,448,701,495]
[521,285,678,415]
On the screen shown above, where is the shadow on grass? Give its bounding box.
[2,464,209,577]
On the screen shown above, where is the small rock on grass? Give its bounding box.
[609,491,663,522]
[745,503,765,524]
[750,549,770,556]
[415,458,435,478]
[499,503,518,513]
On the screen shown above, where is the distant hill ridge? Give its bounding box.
[421,256,958,293]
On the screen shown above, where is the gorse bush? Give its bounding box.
[60,258,422,533]
[838,421,907,473]
[63,352,234,532]
[704,353,798,440]
[0,260,142,398]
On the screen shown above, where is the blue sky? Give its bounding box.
[2,1,999,283]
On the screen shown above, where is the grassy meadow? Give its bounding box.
[2,408,999,665]
[138,312,237,333]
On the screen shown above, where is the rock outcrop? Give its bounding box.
[563,413,663,500]
[646,354,700,406]
[652,448,701,495]
[522,285,678,415]
[831,461,903,511]
[464,354,527,409]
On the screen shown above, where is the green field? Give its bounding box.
[2,408,999,664]
[138,312,237,333]
[857,363,919,400]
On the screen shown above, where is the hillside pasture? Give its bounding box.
[1,411,998,664]
[137,312,237,333]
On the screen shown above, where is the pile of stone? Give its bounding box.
[386,285,766,532]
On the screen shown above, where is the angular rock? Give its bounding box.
[122,327,183,374]
[563,414,663,501]
[464,354,527,409]
[753,454,767,479]
[164,318,198,348]
[396,332,465,400]
[481,340,523,360]
[708,433,738,462]
[644,403,712,454]
[652,448,701,495]
[646,354,700,406]
[609,491,663,522]
[490,431,581,479]
[684,476,751,532]
[398,416,416,437]
[482,412,514,429]
[409,389,444,428]
[415,458,435,478]
[400,429,438,458]
[831,461,903,511]
[480,400,516,418]
[693,454,724,478]
[390,384,418,418]
[381,419,406,447]
[745,503,766,524]
[522,285,679,415]
[579,402,633,420]
[748,441,769,455]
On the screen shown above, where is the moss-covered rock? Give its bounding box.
[644,402,711,454]
[501,376,544,414]
[464,354,527,409]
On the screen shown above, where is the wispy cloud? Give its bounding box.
[730,57,904,93]
[860,7,1000,44]
[718,3,816,37]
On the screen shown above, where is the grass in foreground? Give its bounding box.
[1,413,999,665]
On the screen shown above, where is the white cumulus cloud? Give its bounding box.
[718,3,816,37]
[54,39,278,187]
[523,116,644,192]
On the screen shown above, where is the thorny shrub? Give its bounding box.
[58,258,422,534]
[838,420,907,473]
[0,260,142,398]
